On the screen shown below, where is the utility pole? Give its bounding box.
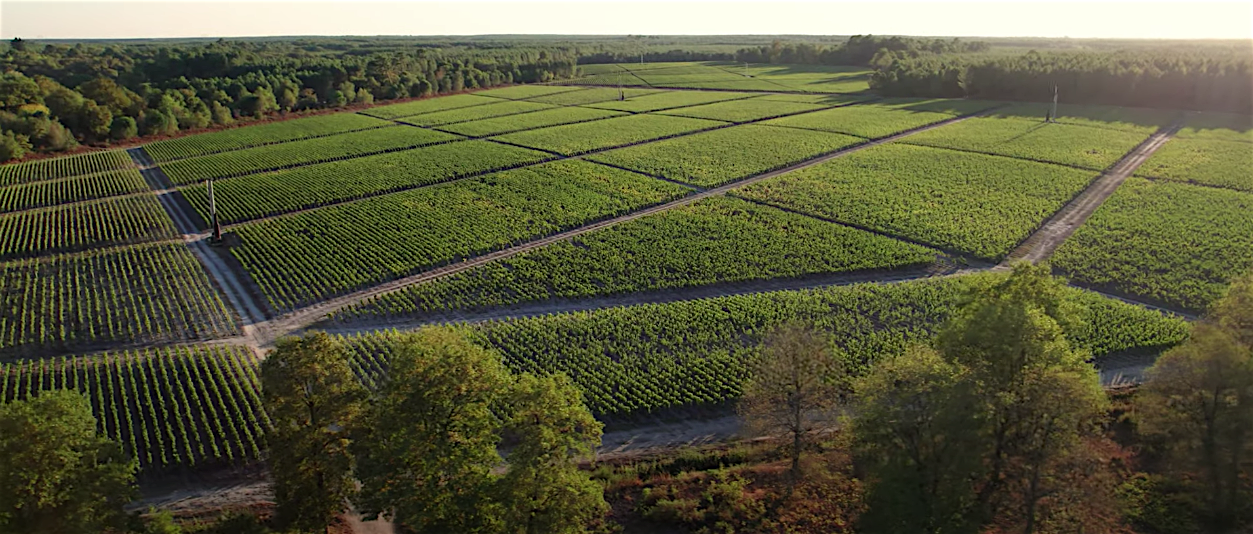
[1050,84,1059,123]
[207,179,222,244]
[744,62,749,77]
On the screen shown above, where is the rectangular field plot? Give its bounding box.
[0,150,133,186]
[526,87,661,106]
[1135,137,1253,191]
[584,90,757,112]
[576,64,627,76]
[1173,112,1253,143]
[439,106,626,137]
[0,346,265,471]
[0,168,149,213]
[491,114,724,156]
[359,94,499,119]
[474,85,585,100]
[0,194,178,259]
[754,93,876,105]
[902,117,1151,170]
[183,140,552,224]
[588,124,863,187]
[1052,178,1253,312]
[987,103,1177,134]
[398,99,554,126]
[763,98,998,139]
[661,79,796,92]
[735,144,1097,260]
[342,196,940,322]
[160,126,459,184]
[656,97,828,123]
[0,243,239,358]
[231,160,689,311]
[344,276,1184,416]
[143,113,393,162]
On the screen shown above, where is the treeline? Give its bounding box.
[734,34,991,66]
[1,38,578,161]
[871,48,1253,113]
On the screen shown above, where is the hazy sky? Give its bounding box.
[2,0,1251,40]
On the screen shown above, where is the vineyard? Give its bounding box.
[569,62,874,93]
[231,159,688,311]
[762,97,1001,139]
[0,168,149,213]
[439,106,627,137]
[492,113,726,155]
[1134,137,1253,192]
[0,150,133,186]
[656,98,829,123]
[523,87,661,106]
[588,124,863,187]
[0,243,239,357]
[159,126,460,184]
[1174,111,1253,143]
[398,99,555,127]
[735,144,1098,260]
[360,93,500,120]
[143,113,395,162]
[0,346,267,470]
[0,194,178,259]
[1052,178,1253,312]
[340,196,940,322]
[474,84,586,100]
[181,140,551,224]
[902,115,1154,170]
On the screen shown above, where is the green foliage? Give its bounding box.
[989,103,1176,134]
[0,346,268,472]
[903,116,1152,170]
[494,113,723,155]
[439,106,625,137]
[262,332,365,533]
[589,124,862,187]
[343,196,938,321]
[737,143,1095,260]
[160,125,459,184]
[762,97,999,138]
[0,149,132,186]
[0,389,137,534]
[0,193,178,259]
[0,243,239,357]
[0,168,148,213]
[1118,473,1203,534]
[109,116,137,141]
[1175,112,1253,143]
[144,113,392,162]
[182,139,550,224]
[232,159,686,311]
[361,94,499,120]
[398,99,554,126]
[585,91,756,112]
[473,85,584,100]
[1136,137,1253,192]
[524,87,661,106]
[657,97,826,123]
[1052,178,1253,312]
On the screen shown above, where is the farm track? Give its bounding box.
[998,120,1183,267]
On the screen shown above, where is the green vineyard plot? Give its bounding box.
[1053,178,1253,312]
[588,124,863,187]
[988,103,1176,134]
[0,243,239,357]
[0,346,267,471]
[160,126,460,184]
[439,106,627,137]
[182,140,552,224]
[656,97,828,122]
[902,116,1152,170]
[525,87,661,106]
[343,275,1187,416]
[473,84,586,100]
[584,90,758,112]
[0,194,179,259]
[0,168,149,213]
[231,159,689,311]
[397,99,555,126]
[735,144,1096,260]
[762,98,999,139]
[0,150,134,186]
[1172,111,1253,144]
[359,93,500,119]
[342,196,940,321]
[492,113,725,155]
[143,113,394,162]
[1135,137,1253,192]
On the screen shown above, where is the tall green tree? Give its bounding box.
[261,332,365,534]
[496,373,607,534]
[353,327,510,533]
[1136,274,1253,528]
[738,322,847,496]
[0,390,137,534]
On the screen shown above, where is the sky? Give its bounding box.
[2,0,1251,40]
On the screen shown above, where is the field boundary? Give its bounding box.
[144,123,397,164]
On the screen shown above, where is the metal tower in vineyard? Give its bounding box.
[207,179,222,244]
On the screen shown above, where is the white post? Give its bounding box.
[1051,84,1059,122]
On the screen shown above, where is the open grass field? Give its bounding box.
[0,64,1249,474]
